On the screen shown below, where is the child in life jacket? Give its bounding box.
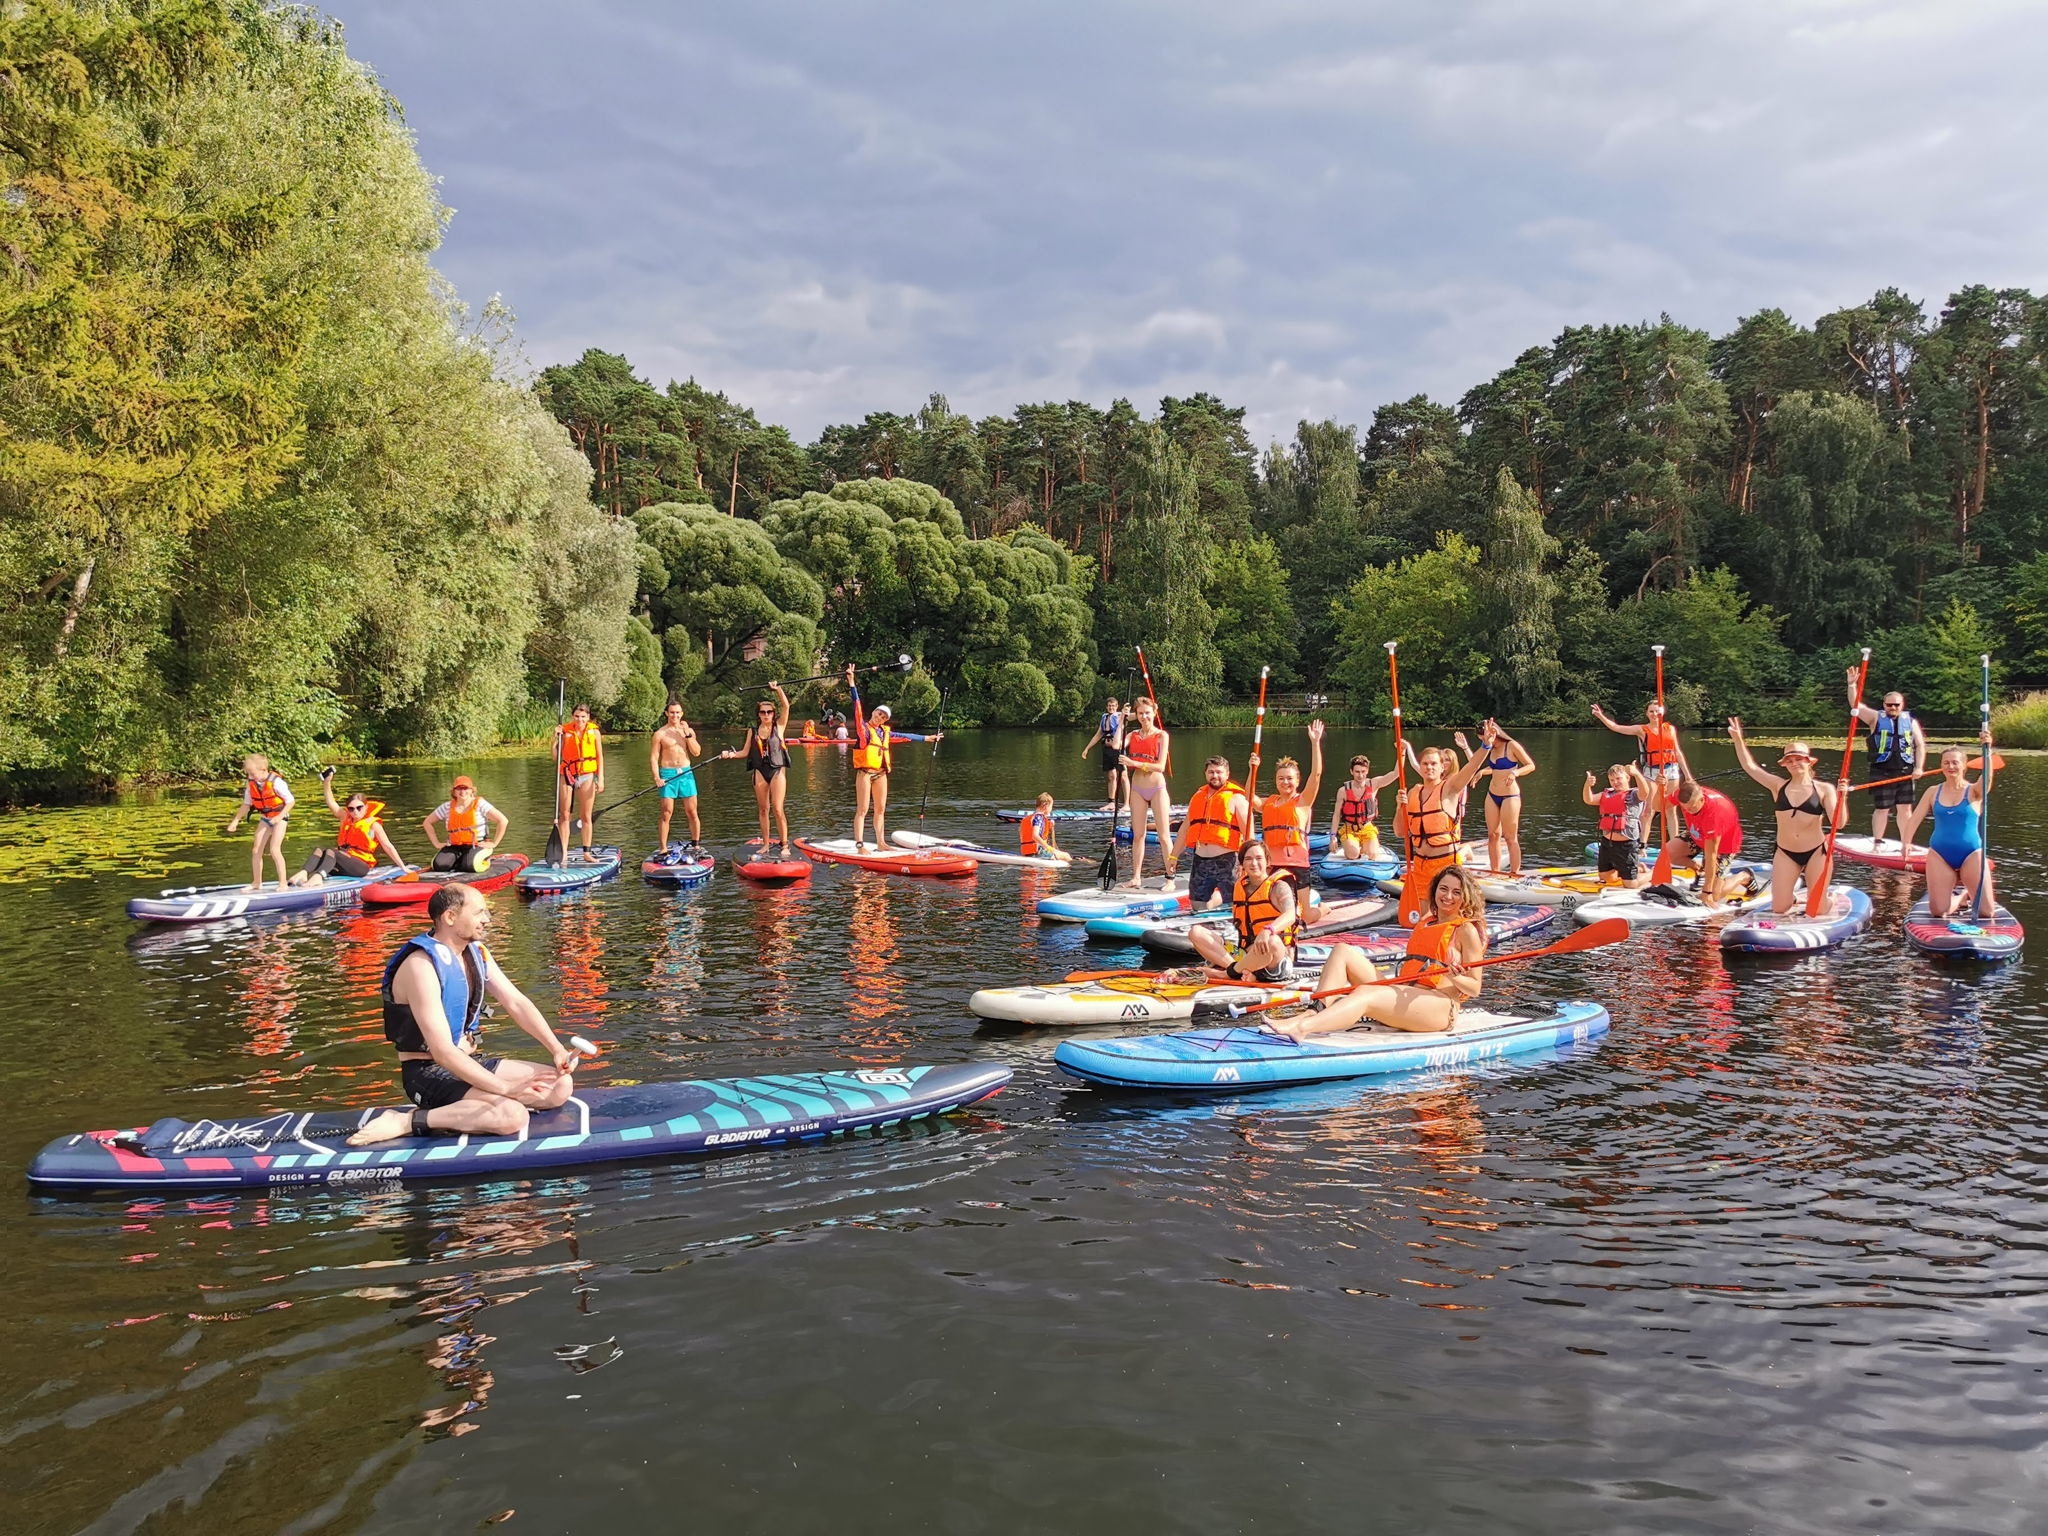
[1583,763,1653,888]
[1017,794,1073,863]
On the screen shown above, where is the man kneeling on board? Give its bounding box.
[348,883,583,1145]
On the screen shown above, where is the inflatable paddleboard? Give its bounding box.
[1037,880,1191,923]
[641,844,716,887]
[995,807,1117,823]
[1830,835,1988,875]
[127,864,412,924]
[733,845,812,883]
[1469,865,1604,907]
[1054,1000,1611,1089]
[1718,884,1873,953]
[518,846,623,894]
[795,837,977,878]
[1312,853,1403,888]
[969,971,1311,1026]
[361,855,532,905]
[1904,896,2024,962]
[891,829,1071,869]
[1293,903,1555,966]
[1570,866,1773,928]
[26,1062,1011,1194]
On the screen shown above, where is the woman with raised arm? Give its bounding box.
[1726,718,1843,916]
[1456,720,1535,876]
[1901,731,1997,919]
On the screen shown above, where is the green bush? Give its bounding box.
[1991,692,2048,748]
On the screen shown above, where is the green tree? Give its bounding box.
[1330,534,1488,726]
[1095,426,1221,717]
[1474,469,1560,714]
[1206,535,1299,695]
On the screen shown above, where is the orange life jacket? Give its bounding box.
[1396,915,1480,987]
[1402,782,1457,859]
[1598,787,1634,838]
[1642,721,1680,769]
[247,774,288,818]
[557,720,601,779]
[1261,791,1309,864]
[853,719,893,773]
[337,800,384,861]
[446,797,490,847]
[1124,728,1166,771]
[1184,782,1247,851]
[1232,869,1298,949]
[1337,782,1378,830]
[1020,812,1050,856]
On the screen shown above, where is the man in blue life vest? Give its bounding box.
[347,883,582,1146]
[1848,672,1925,853]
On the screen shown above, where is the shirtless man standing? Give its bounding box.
[651,699,704,852]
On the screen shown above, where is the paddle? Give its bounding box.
[763,655,912,690]
[1977,653,1994,920]
[1386,641,1421,923]
[544,678,568,868]
[1225,918,1632,1015]
[1847,754,2004,794]
[1247,664,1270,799]
[1807,646,1871,917]
[1095,798,1123,891]
[916,684,948,825]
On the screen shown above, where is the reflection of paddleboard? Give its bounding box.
[891,829,1070,869]
[970,971,1310,1025]
[1904,896,2024,962]
[1054,1001,1611,1089]
[28,1063,1012,1193]
[128,865,411,924]
[795,837,976,878]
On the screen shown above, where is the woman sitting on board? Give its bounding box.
[1247,719,1325,889]
[1725,718,1844,916]
[1329,753,1401,861]
[226,753,294,891]
[1901,731,1997,919]
[1456,722,1536,877]
[1188,840,1299,983]
[422,777,509,873]
[289,769,406,885]
[1267,864,1488,1040]
[719,683,793,853]
[1118,693,1174,890]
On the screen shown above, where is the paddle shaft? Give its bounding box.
[545,680,568,868]
[1809,646,1871,917]
[1248,664,1269,799]
[1848,754,2003,793]
[917,686,948,821]
[1229,919,1631,1014]
[765,655,911,690]
[1977,653,1993,919]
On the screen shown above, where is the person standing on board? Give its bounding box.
[844,663,940,851]
[1457,723,1536,877]
[1848,673,1926,854]
[422,776,508,872]
[1248,719,1326,888]
[1118,693,1174,890]
[1726,720,1844,915]
[650,699,704,853]
[1165,755,1250,911]
[553,703,605,862]
[1592,699,1689,845]
[226,753,294,891]
[1080,697,1128,812]
[346,884,583,1146]
[718,683,793,853]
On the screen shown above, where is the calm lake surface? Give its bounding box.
[3,725,2044,1535]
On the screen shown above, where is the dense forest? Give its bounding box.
[8,2,2048,794]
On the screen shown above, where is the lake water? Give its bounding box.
[3,726,2043,1535]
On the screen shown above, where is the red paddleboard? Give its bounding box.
[794,837,976,878]
[360,854,531,905]
[1832,835,1994,876]
[734,845,812,882]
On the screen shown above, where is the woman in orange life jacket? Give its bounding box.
[290,769,407,886]
[1247,718,1325,892]
[1017,793,1073,864]
[553,702,605,862]
[1591,698,1689,845]
[1117,693,1174,890]
[1265,864,1488,1040]
[1329,753,1402,861]
[1454,721,1535,877]
[422,776,511,873]
[225,753,295,891]
[1187,840,1300,983]
[1726,717,1847,917]
[843,663,942,851]
[1392,739,1490,927]
[1583,762,1653,889]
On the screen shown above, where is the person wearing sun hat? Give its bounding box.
[1725,719,1845,915]
[421,775,509,873]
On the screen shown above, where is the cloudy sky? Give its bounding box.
[338,0,2047,446]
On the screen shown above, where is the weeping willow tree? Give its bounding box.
[0,0,632,788]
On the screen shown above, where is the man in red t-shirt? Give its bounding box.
[1660,778,1752,905]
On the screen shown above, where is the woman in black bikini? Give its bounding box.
[1727,718,1843,915]
[719,683,792,852]
[1455,720,1534,877]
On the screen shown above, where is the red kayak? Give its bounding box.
[360,854,532,905]
[794,837,976,878]
[734,844,812,883]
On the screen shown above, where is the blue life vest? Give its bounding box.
[1100,711,1121,739]
[380,933,491,1052]
[1869,710,1918,766]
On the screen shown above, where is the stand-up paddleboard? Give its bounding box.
[361,855,532,906]
[26,1062,1012,1194]
[995,807,1117,823]
[1718,884,1872,953]
[1828,835,1983,875]
[795,837,977,878]
[641,844,716,887]
[891,829,1072,869]
[970,971,1312,1026]
[1469,865,1604,907]
[1037,879,1191,923]
[1293,904,1556,966]
[1312,853,1402,888]
[1133,893,1401,955]
[1904,896,2025,962]
[128,864,412,924]
[1053,1000,1611,1089]
[1570,866,1773,928]
[518,846,623,895]
[733,843,812,883]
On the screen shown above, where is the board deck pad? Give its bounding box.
[1904,897,2024,962]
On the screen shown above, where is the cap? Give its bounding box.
[452,774,475,790]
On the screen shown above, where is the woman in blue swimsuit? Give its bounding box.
[1905,733,1996,918]
[1455,720,1534,877]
